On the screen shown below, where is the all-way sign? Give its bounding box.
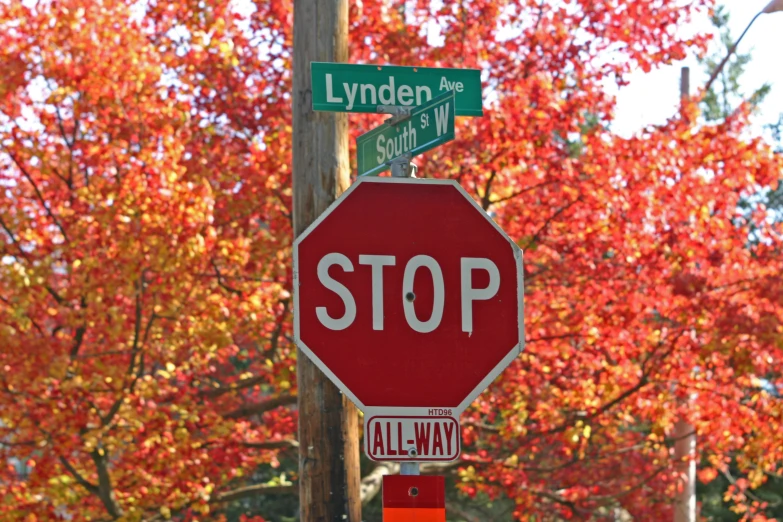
[356,90,455,177]
[365,415,460,462]
[311,62,482,116]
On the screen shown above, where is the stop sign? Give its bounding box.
[293,177,523,415]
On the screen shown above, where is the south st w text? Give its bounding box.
[374,102,450,164]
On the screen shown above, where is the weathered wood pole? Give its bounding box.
[292,0,361,520]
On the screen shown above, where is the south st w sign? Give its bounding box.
[293,178,524,462]
[356,90,454,177]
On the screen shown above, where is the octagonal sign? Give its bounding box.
[293,177,524,433]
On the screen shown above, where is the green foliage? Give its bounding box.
[221,455,299,521]
[699,461,783,521]
[699,5,771,121]
[765,114,783,154]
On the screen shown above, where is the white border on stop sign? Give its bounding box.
[292,177,525,415]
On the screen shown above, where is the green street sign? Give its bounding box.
[356,90,455,177]
[311,62,482,117]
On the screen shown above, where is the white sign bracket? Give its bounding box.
[388,153,415,178]
[377,105,413,126]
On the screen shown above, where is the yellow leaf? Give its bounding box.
[503,454,518,467]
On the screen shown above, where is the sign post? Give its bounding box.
[300,60,521,518]
[292,2,359,521]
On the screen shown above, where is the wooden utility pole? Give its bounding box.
[673,68,696,522]
[291,1,361,521]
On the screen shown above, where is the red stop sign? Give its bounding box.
[294,178,523,413]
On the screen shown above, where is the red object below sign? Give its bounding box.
[293,178,524,415]
[383,475,445,522]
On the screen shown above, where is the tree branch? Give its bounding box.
[54,103,75,188]
[267,297,290,355]
[490,179,561,206]
[211,259,242,295]
[143,483,296,522]
[90,449,123,518]
[360,462,398,505]
[522,195,581,250]
[222,393,297,419]
[102,280,156,428]
[523,331,684,445]
[240,439,299,451]
[0,215,65,305]
[480,170,497,210]
[200,374,268,398]
[70,325,86,359]
[3,147,70,242]
[215,483,297,504]
[526,373,649,441]
[421,460,467,474]
[58,455,98,495]
[0,439,37,447]
[0,293,46,337]
[446,501,483,522]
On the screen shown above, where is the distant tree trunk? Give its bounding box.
[673,67,696,522]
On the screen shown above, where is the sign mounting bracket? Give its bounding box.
[378,105,413,126]
[389,153,414,178]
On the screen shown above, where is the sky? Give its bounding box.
[611,0,783,138]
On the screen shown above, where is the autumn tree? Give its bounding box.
[1,1,782,521]
[694,6,783,521]
[1,1,297,519]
